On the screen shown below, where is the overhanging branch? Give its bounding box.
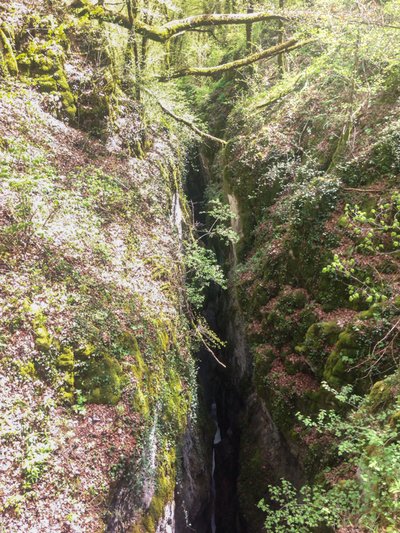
[158,38,314,80]
[71,1,287,42]
[148,12,288,41]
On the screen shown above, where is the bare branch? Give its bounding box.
[143,88,227,146]
[158,38,315,80]
[193,322,227,368]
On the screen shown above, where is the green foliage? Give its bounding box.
[22,433,56,489]
[72,390,87,415]
[346,196,400,255]
[184,241,226,309]
[199,196,239,246]
[260,380,400,531]
[258,478,352,532]
[323,193,400,305]
[185,195,237,309]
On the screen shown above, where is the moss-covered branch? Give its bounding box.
[158,39,314,80]
[71,1,287,42]
[147,12,287,42]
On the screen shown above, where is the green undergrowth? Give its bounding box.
[222,21,400,529]
[259,377,400,532]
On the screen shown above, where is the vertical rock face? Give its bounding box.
[215,284,304,532]
[0,4,200,532]
[224,282,251,381]
[171,192,183,242]
[237,393,304,531]
[175,420,213,532]
[212,33,400,531]
[156,501,176,533]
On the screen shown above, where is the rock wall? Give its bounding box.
[215,48,400,531]
[0,3,203,531]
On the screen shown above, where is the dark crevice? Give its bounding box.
[212,378,246,533]
[176,146,246,533]
[178,144,303,533]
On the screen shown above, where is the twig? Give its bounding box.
[143,88,226,146]
[195,323,227,368]
[343,188,382,193]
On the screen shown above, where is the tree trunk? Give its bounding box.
[277,0,285,77]
[246,0,254,52]
[126,0,141,100]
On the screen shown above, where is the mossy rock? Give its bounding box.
[59,389,74,403]
[75,343,96,358]
[0,24,18,77]
[367,377,397,413]
[253,346,274,398]
[162,369,187,435]
[295,307,319,344]
[138,446,177,530]
[357,303,384,321]
[15,20,76,120]
[340,126,400,186]
[18,360,37,380]
[315,322,342,344]
[297,321,341,377]
[131,350,152,420]
[132,387,150,419]
[323,329,359,388]
[120,332,141,357]
[56,346,74,370]
[262,298,317,349]
[263,309,295,347]
[77,355,122,405]
[389,411,400,428]
[33,72,76,120]
[276,288,308,313]
[35,325,53,352]
[34,74,58,93]
[300,387,335,416]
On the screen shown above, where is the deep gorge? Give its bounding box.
[0,1,399,532]
[176,148,304,533]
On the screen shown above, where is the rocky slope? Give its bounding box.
[0,2,206,531]
[215,36,400,531]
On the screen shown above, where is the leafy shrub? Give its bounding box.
[260,380,400,531]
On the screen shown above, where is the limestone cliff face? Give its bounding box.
[216,48,400,531]
[0,3,201,531]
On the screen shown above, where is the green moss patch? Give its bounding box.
[16,16,76,120]
[297,321,341,377]
[76,355,122,405]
